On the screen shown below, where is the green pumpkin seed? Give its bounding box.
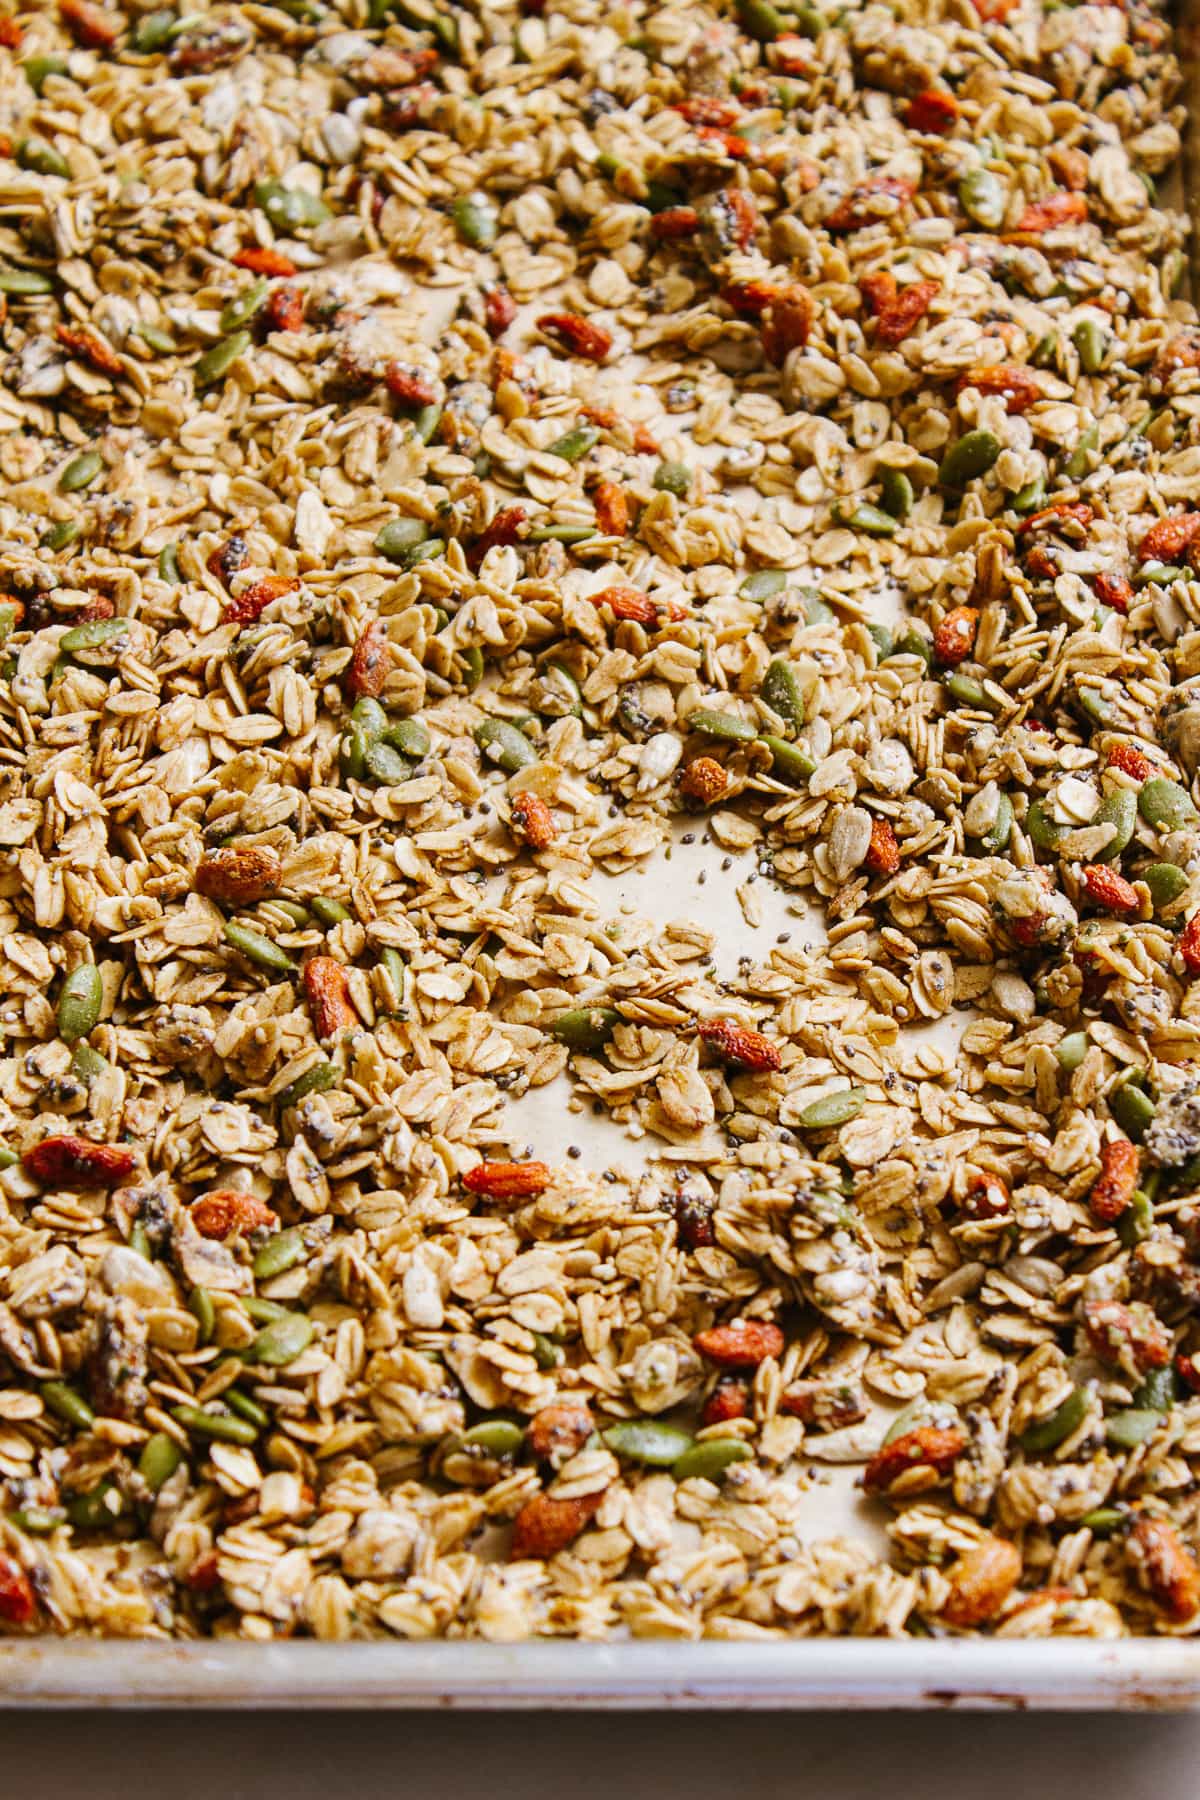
[364,740,411,785]
[978,791,1014,854]
[40,1380,95,1430]
[527,524,596,545]
[66,1481,121,1528]
[1133,1366,1175,1413]
[939,430,1001,488]
[450,193,498,248]
[1094,788,1137,862]
[1139,776,1197,831]
[0,604,18,643]
[671,1438,753,1482]
[893,626,933,665]
[879,468,913,520]
[530,1331,562,1370]
[411,402,443,444]
[243,1296,290,1324]
[831,500,897,537]
[8,1505,65,1534]
[462,1419,525,1455]
[339,722,369,782]
[0,265,54,295]
[757,734,816,784]
[1055,1031,1089,1073]
[603,1419,694,1466]
[795,1088,866,1130]
[138,1432,183,1492]
[1016,1386,1088,1452]
[279,1060,337,1107]
[60,617,128,656]
[460,645,485,690]
[737,0,785,37]
[1134,562,1185,589]
[172,1403,259,1446]
[805,593,836,626]
[653,460,692,496]
[349,697,388,742]
[1079,1506,1127,1536]
[18,137,69,178]
[379,947,408,1013]
[137,321,176,354]
[1064,422,1099,482]
[254,179,330,230]
[59,449,104,493]
[1109,1081,1155,1141]
[945,672,997,712]
[56,962,102,1043]
[133,9,179,51]
[374,518,429,563]
[157,542,181,583]
[881,1398,934,1447]
[223,921,295,975]
[535,661,583,719]
[188,1286,215,1344]
[551,1005,622,1052]
[687,707,758,743]
[383,717,431,759]
[219,280,268,334]
[1143,863,1189,910]
[760,659,805,734]
[867,622,894,661]
[1105,1408,1162,1450]
[311,896,352,927]
[1076,684,1116,730]
[475,718,537,774]
[1117,1189,1155,1247]
[1025,801,1067,851]
[546,425,599,463]
[958,166,1006,229]
[0,1145,17,1169]
[226,1389,270,1429]
[195,330,251,388]
[74,1042,109,1086]
[128,1219,151,1261]
[249,1312,315,1366]
[42,520,80,553]
[23,56,69,93]
[399,537,445,569]
[1073,317,1107,375]
[1011,475,1046,516]
[252,1225,306,1280]
[740,569,788,602]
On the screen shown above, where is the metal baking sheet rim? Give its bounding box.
[0,1639,1195,1709]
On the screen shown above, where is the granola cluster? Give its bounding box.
[0,0,1200,1641]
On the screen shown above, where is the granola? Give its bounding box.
[0,0,1198,1644]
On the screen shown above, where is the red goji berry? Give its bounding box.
[482,285,517,336]
[698,1017,782,1072]
[346,620,391,700]
[825,176,916,233]
[233,246,297,278]
[955,363,1042,414]
[463,1160,552,1199]
[872,280,939,346]
[1081,865,1140,915]
[864,816,900,875]
[1012,192,1088,235]
[509,791,556,850]
[592,481,629,537]
[303,956,359,1038]
[535,312,612,361]
[1106,742,1153,782]
[1090,1137,1139,1222]
[905,89,959,133]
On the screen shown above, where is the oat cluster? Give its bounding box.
[1,0,1200,1643]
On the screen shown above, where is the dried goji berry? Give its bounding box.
[693,1320,785,1368]
[1128,1516,1200,1623]
[859,271,897,316]
[482,285,517,336]
[1082,1299,1171,1372]
[955,363,1042,413]
[933,605,978,665]
[905,89,959,133]
[60,0,119,46]
[1090,1136,1139,1222]
[703,186,758,252]
[702,1381,750,1426]
[510,791,556,850]
[862,1425,966,1493]
[972,0,1019,19]
[1181,910,1200,975]
[510,1489,602,1559]
[0,1553,35,1625]
[55,324,123,378]
[679,756,729,808]
[190,1190,278,1239]
[463,1160,552,1199]
[527,1402,593,1462]
[346,620,391,700]
[695,126,753,161]
[588,585,685,626]
[535,312,612,361]
[964,1173,1011,1219]
[698,1017,782,1072]
[1047,145,1090,191]
[824,175,916,234]
[76,595,115,623]
[942,1537,1022,1628]
[672,96,741,128]
[864,816,900,875]
[223,575,298,626]
[303,956,359,1038]
[184,1550,222,1593]
[22,1135,135,1187]
[262,285,304,333]
[384,363,439,407]
[650,206,701,240]
[195,845,282,905]
[778,1384,867,1428]
[1177,1353,1200,1394]
[1154,333,1200,384]
[1018,501,1094,536]
[721,279,778,318]
[1106,741,1153,782]
[1012,192,1088,235]
[1091,571,1133,614]
[1023,546,1059,581]
[760,283,814,364]
[0,17,22,47]
[592,481,629,536]
[233,246,297,278]
[1081,865,1140,915]
[1139,513,1200,563]
[872,280,939,347]
[468,504,528,569]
